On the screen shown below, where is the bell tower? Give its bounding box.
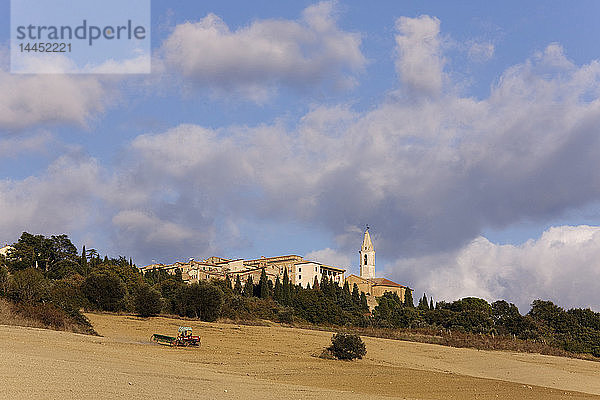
[359,227,375,279]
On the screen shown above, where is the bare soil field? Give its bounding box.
[1,313,599,400]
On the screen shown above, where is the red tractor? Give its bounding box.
[151,327,200,347]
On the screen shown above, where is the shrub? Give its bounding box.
[0,265,9,296]
[133,284,162,317]
[10,268,47,303]
[176,281,224,321]
[277,307,294,324]
[81,272,126,311]
[327,332,367,360]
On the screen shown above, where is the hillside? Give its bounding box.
[0,313,599,399]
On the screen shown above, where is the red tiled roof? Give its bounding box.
[369,278,407,288]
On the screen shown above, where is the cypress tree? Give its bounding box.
[342,280,352,309]
[259,268,269,298]
[234,275,242,295]
[404,288,414,307]
[352,283,360,306]
[320,274,328,295]
[225,274,232,290]
[313,276,320,290]
[418,293,429,310]
[282,268,290,305]
[429,298,434,310]
[80,245,88,275]
[360,291,368,312]
[274,276,282,301]
[243,275,254,297]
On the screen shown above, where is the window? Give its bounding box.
[315,267,317,272]
[364,254,368,265]
[298,275,301,281]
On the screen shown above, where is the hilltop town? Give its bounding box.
[140,228,412,310]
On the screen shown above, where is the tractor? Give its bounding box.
[151,326,200,347]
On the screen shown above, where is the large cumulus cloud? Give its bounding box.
[386,225,600,312]
[124,36,600,261]
[158,1,366,101]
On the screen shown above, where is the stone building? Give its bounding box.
[0,245,13,258]
[345,228,412,309]
[140,254,345,287]
[140,227,410,310]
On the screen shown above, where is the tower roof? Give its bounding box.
[361,228,374,252]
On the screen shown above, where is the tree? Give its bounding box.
[360,291,368,312]
[10,268,47,303]
[341,280,352,309]
[429,298,434,310]
[492,300,527,336]
[178,282,223,321]
[6,233,80,278]
[327,333,367,360]
[133,284,163,317]
[259,269,269,298]
[80,245,88,276]
[373,292,403,323]
[0,265,9,296]
[313,276,320,291]
[233,275,242,296]
[157,279,185,314]
[352,283,360,306]
[450,297,492,314]
[282,268,291,305]
[418,293,429,310]
[81,272,126,311]
[6,232,46,271]
[404,288,414,307]
[273,276,282,301]
[243,275,254,297]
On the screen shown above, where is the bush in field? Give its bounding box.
[10,268,47,303]
[82,272,126,311]
[327,332,366,360]
[0,265,9,296]
[176,281,224,322]
[133,284,162,317]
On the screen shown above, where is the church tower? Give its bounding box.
[359,227,375,279]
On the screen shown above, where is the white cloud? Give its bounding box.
[468,41,494,62]
[0,131,54,158]
[0,68,110,130]
[159,1,365,101]
[386,225,600,312]
[120,38,600,265]
[111,210,210,260]
[0,153,104,240]
[394,15,445,97]
[305,247,351,269]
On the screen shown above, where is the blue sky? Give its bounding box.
[2,1,600,311]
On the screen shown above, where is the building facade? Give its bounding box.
[140,228,411,310]
[345,228,412,309]
[140,254,345,288]
[0,245,13,258]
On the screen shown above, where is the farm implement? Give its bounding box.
[151,327,200,347]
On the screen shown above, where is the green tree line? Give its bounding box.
[2,231,599,358]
